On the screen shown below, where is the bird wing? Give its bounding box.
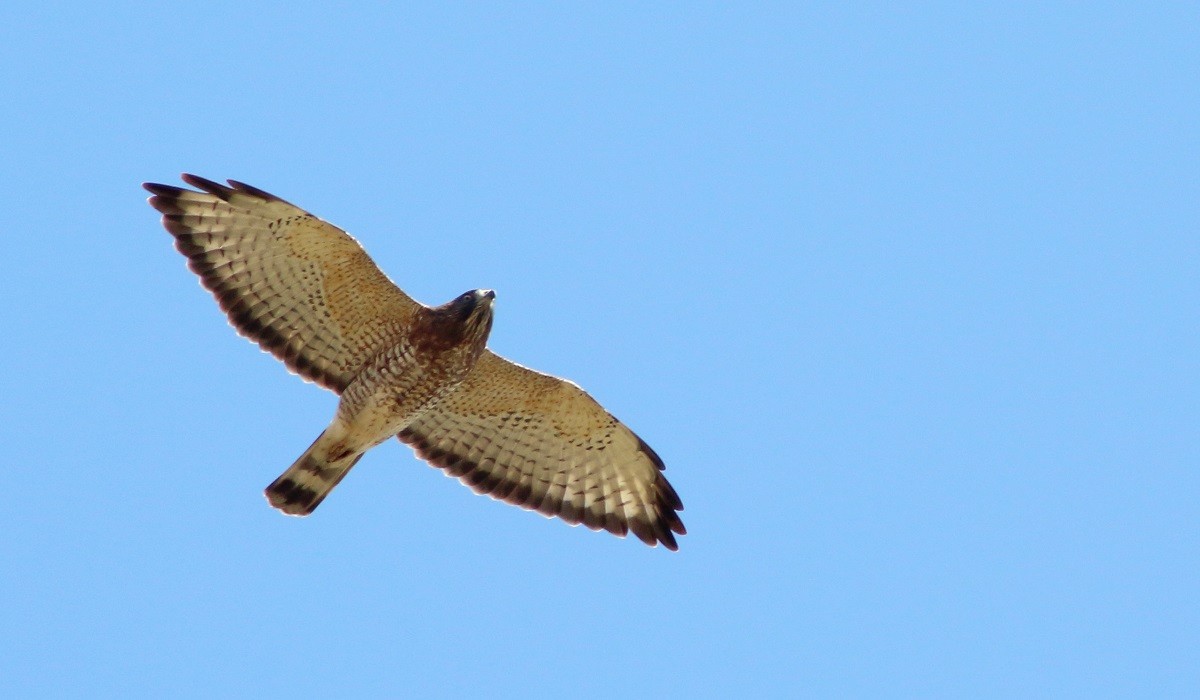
[145,174,422,393]
[399,350,685,549]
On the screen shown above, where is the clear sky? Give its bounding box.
[2,3,1196,697]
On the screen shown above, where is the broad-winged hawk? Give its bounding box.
[145,175,685,549]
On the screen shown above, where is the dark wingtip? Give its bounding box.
[147,195,186,215]
[636,435,666,471]
[227,179,282,202]
[180,173,235,200]
[634,435,685,545]
[143,181,180,196]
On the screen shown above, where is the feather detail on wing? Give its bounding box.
[398,351,686,549]
[144,174,422,392]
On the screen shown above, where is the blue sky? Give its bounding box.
[2,3,1196,697]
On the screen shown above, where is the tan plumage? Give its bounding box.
[145,174,685,549]
[400,351,684,547]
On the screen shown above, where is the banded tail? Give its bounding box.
[265,433,363,515]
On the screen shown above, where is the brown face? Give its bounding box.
[417,289,495,354]
[456,289,495,347]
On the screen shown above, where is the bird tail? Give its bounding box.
[264,432,363,516]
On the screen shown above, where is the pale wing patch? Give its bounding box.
[146,175,422,392]
[398,351,685,549]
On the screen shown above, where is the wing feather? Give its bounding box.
[145,174,422,392]
[398,351,686,549]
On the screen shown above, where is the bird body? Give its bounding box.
[146,174,685,549]
[268,290,495,514]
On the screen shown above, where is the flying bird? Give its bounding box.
[144,174,685,549]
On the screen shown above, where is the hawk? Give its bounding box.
[145,174,685,549]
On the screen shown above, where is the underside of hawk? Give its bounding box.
[145,174,685,550]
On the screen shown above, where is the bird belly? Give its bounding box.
[329,362,464,458]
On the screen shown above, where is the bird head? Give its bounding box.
[443,288,495,345]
